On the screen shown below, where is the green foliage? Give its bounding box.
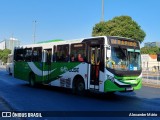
[141,46,160,54]
[92,16,146,43]
[0,49,11,63]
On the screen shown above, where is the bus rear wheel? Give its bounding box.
[29,73,36,87]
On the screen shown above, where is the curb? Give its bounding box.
[142,83,160,88]
[0,96,14,111]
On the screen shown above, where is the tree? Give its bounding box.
[0,49,11,63]
[141,46,160,54]
[92,16,146,43]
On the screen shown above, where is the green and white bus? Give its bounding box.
[13,36,142,94]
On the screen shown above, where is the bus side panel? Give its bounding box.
[14,61,44,83]
[41,62,82,84]
[50,62,88,89]
[26,62,44,83]
[99,71,105,92]
[14,61,31,81]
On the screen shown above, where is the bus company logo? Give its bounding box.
[60,66,68,72]
[2,112,11,117]
[69,68,79,73]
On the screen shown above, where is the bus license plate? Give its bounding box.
[126,87,133,91]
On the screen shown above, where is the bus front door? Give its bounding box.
[89,46,100,90]
[43,49,52,83]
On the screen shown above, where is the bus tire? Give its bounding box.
[107,91,115,95]
[73,76,85,95]
[29,73,36,87]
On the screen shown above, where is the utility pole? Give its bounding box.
[33,20,37,44]
[101,0,104,22]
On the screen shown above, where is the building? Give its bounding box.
[144,42,160,47]
[0,41,5,50]
[141,54,159,71]
[0,38,20,51]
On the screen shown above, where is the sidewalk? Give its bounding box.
[0,65,17,119]
[0,66,11,111]
[0,97,23,120]
[142,79,160,88]
[0,97,13,111]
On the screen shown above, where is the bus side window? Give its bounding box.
[46,49,52,64]
[70,43,86,62]
[32,47,42,62]
[100,45,104,72]
[24,48,32,62]
[78,53,84,62]
[53,53,56,62]
[53,45,56,62]
[57,44,69,62]
[70,54,75,62]
[14,48,24,61]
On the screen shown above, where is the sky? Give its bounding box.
[0,0,159,47]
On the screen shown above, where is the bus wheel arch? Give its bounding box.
[72,75,85,95]
[29,72,36,87]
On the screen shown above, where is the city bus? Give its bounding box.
[13,36,142,94]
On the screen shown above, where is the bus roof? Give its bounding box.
[15,36,138,49]
[37,39,63,44]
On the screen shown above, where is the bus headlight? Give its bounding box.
[107,75,115,82]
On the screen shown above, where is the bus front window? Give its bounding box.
[128,50,141,71]
[106,47,141,71]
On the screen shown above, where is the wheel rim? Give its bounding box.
[78,82,84,92]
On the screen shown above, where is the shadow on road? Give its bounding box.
[21,83,137,102]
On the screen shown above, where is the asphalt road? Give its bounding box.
[0,67,160,120]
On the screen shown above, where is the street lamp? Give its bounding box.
[101,0,104,22]
[33,20,37,44]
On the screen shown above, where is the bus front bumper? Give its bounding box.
[104,78,142,92]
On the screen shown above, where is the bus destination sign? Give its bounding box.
[110,39,138,47]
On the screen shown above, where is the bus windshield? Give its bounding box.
[106,47,141,71]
